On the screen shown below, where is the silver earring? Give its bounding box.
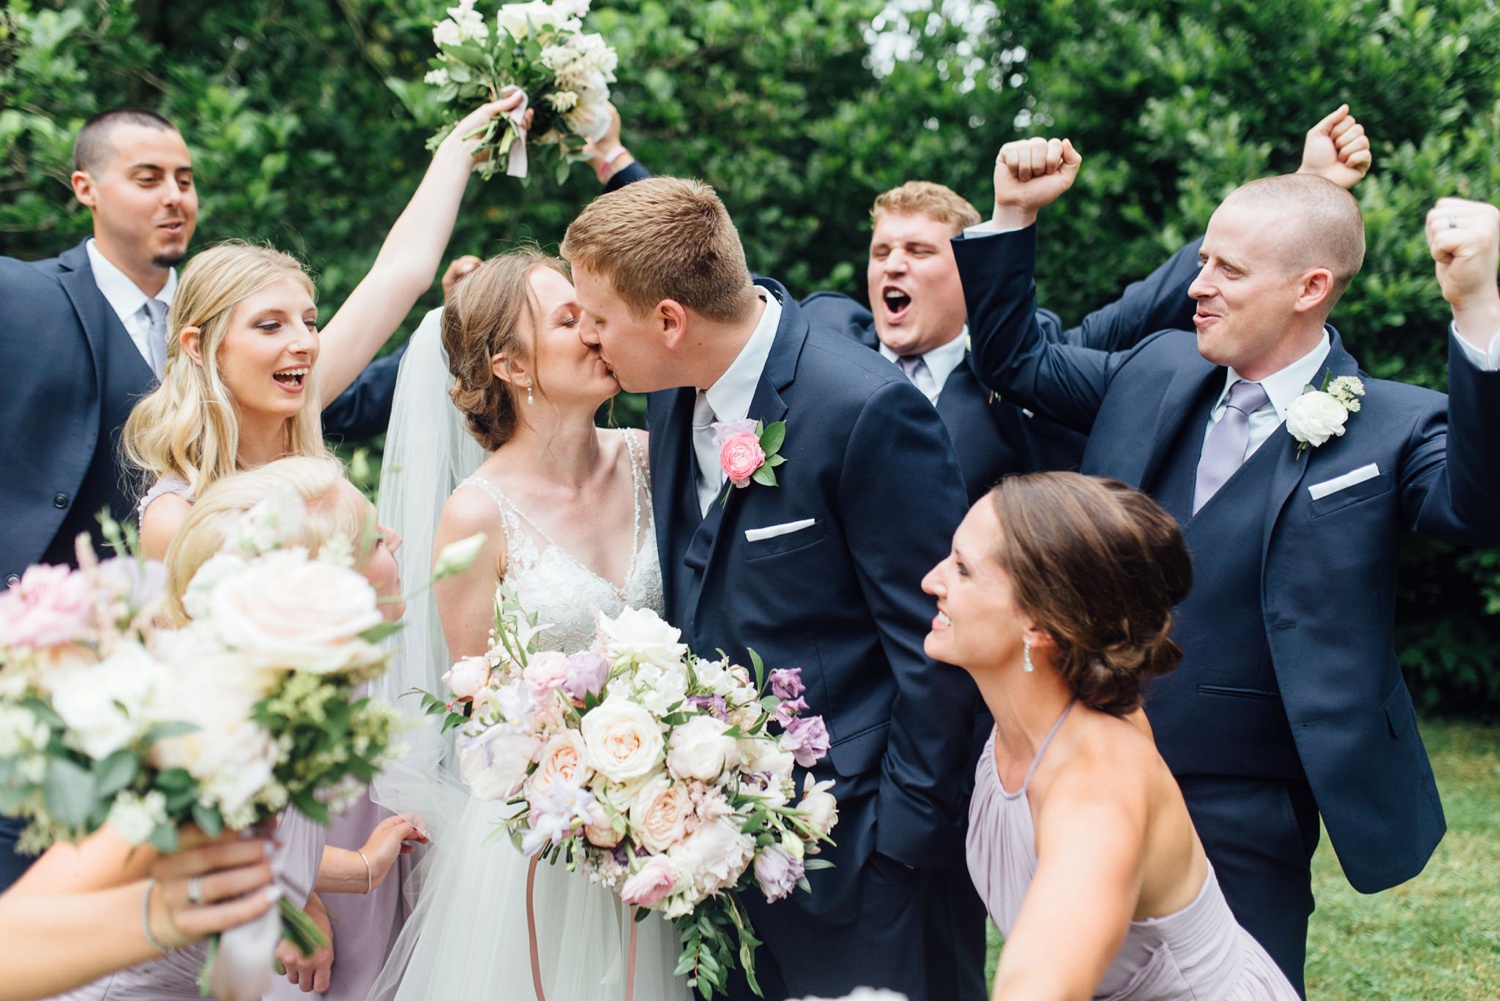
[1023,638,1034,673]
[525,379,534,405]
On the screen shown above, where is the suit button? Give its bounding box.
[4,574,18,588]
[53,493,69,509]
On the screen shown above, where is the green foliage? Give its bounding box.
[4,0,1499,711]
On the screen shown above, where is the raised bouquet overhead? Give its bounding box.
[423,0,618,182]
[0,510,477,1000]
[429,590,840,999]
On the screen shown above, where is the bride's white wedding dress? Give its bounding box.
[369,312,689,1001]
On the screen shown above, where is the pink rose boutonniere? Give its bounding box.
[712,418,788,503]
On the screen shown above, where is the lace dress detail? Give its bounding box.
[457,429,664,644]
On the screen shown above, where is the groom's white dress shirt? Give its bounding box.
[693,288,783,515]
[86,238,177,375]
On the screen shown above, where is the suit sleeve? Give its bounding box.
[1062,238,1203,351]
[954,228,1115,434]
[838,379,976,865]
[320,346,405,442]
[1402,337,1500,538]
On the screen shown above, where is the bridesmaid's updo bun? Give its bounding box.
[441,247,569,451]
[989,473,1193,716]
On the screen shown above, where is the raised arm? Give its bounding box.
[314,95,526,402]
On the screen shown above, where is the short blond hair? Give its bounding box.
[871,181,981,236]
[124,242,327,503]
[560,177,758,323]
[1221,175,1365,307]
[163,456,370,624]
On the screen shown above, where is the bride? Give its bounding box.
[369,249,689,1000]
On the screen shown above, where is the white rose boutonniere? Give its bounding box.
[1286,374,1365,457]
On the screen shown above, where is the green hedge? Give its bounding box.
[3,0,1497,714]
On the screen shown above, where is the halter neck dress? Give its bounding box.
[966,703,1299,1000]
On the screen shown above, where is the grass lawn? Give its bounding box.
[985,717,1500,998]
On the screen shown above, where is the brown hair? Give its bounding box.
[560,176,759,323]
[989,473,1193,715]
[442,247,569,451]
[74,108,179,173]
[871,181,981,236]
[1220,174,1365,308]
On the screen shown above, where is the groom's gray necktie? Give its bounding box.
[896,353,937,400]
[691,390,721,517]
[1193,379,1269,513]
[143,298,169,380]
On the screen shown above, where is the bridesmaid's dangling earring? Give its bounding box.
[1023,638,1034,673]
[525,379,534,405]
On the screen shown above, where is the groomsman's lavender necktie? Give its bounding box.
[143,298,169,379]
[1192,379,1269,513]
[896,353,937,399]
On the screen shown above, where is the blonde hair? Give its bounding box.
[163,456,371,624]
[871,181,981,236]
[443,248,568,451]
[560,177,758,323]
[123,242,328,503]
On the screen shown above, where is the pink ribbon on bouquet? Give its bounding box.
[526,854,639,1001]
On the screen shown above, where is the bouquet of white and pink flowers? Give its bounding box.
[428,589,839,998]
[421,0,618,182]
[0,506,434,1000]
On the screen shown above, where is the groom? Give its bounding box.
[562,177,976,1001]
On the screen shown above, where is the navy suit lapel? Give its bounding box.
[1260,329,1360,548]
[54,244,140,397]
[1138,351,1222,493]
[649,387,700,619]
[681,280,802,630]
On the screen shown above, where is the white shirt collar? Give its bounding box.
[86,239,177,325]
[878,326,969,399]
[1216,329,1332,420]
[704,287,782,423]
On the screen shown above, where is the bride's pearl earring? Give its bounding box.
[525,379,534,405]
[1023,638,1034,673]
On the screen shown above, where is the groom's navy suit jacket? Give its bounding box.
[648,280,974,919]
[954,226,1500,894]
[798,237,1204,499]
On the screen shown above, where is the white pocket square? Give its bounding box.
[1308,463,1380,501]
[744,519,816,543]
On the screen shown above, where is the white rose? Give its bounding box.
[597,608,687,672]
[668,816,755,897]
[205,550,384,673]
[443,656,492,699]
[530,731,594,791]
[49,642,165,760]
[458,725,540,801]
[627,775,693,852]
[799,775,839,839]
[106,791,167,845]
[581,699,664,783]
[666,716,739,782]
[742,740,796,781]
[1285,391,1349,448]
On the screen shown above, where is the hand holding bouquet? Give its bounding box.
[429,591,839,998]
[422,0,618,182]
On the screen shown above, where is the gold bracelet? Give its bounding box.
[356,849,372,894]
[141,878,174,955]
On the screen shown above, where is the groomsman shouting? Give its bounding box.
[954,130,1500,995]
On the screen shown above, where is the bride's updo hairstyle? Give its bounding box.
[124,242,327,500]
[441,247,569,451]
[989,472,1193,715]
[163,456,370,625]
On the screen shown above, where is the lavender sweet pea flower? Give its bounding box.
[768,667,805,701]
[780,714,830,767]
[753,844,805,903]
[772,695,808,726]
[521,781,596,856]
[563,651,610,700]
[687,694,728,720]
